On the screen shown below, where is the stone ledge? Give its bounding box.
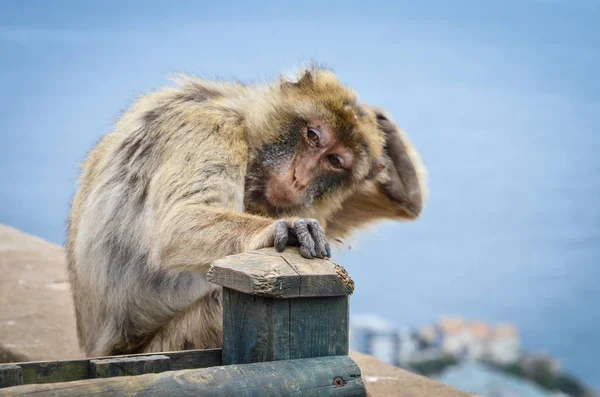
[350,351,473,397]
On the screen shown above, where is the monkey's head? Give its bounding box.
[246,67,386,214]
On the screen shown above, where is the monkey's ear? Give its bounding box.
[281,70,313,89]
[296,70,313,86]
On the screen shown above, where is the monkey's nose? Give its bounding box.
[292,170,308,190]
[293,176,309,191]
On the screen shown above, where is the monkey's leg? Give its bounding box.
[142,288,223,353]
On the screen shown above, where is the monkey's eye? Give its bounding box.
[327,154,344,169]
[307,128,321,146]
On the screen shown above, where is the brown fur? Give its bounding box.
[66,65,427,356]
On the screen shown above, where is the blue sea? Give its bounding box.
[1,0,598,389]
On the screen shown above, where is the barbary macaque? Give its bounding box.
[66,65,427,356]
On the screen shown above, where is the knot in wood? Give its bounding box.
[333,376,346,387]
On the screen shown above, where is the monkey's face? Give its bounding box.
[261,121,356,208]
[248,69,387,212]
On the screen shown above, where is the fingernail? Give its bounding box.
[310,249,316,257]
[321,250,327,257]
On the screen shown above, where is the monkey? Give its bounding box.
[66,65,427,357]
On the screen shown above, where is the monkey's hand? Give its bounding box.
[273,219,331,259]
[371,106,424,219]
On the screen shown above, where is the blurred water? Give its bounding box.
[1,0,598,389]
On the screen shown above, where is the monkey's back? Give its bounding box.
[66,82,238,356]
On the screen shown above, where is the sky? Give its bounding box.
[1,0,599,389]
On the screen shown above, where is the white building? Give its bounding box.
[420,317,520,365]
[351,314,521,367]
[397,326,419,365]
[349,314,399,365]
[484,323,520,365]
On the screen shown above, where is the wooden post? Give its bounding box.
[207,248,355,365]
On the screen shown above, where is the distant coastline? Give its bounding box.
[350,314,597,397]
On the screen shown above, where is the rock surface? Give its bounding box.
[0,223,470,396]
[349,351,474,397]
[0,224,82,362]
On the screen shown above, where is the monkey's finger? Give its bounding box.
[299,245,313,259]
[283,221,301,247]
[307,220,328,258]
[294,220,316,258]
[274,220,289,252]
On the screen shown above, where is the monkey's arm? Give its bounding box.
[153,203,329,271]
[326,107,427,240]
[151,202,276,272]
[148,141,329,272]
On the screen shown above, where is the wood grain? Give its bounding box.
[208,248,354,298]
[0,365,22,388]
[89,355,171,378]
[0,356,366,397]
[2,348,221,386]
[222,288,349,365]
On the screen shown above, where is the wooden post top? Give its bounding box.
[207,248,354,298]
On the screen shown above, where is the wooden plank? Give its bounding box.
[208,247,354,298]
[7,348,221,386]
[280,251,355,297]
[20,359,88,386]
[222,288,290,365]
[289,296,349,359]
[167,348,221,371]
[89,355,171,378]
[0,355,366,397]
[0,364,22,388]
[209,250,300,297]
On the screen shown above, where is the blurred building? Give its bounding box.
[486,324,520,365]
[351,314,521,367]
[418,317,520,365]
[349,314,400,365]
[397,326,419,365]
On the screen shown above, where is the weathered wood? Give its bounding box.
[213,248,354,366]
[89,355,171,378]
[208,248,354,298]
[288,296,349,359]
[0,355,366,397]
[5,348,221,386]
[222,288,291,364]
[0,364,22,388]
[166,348,221,371]
[21,359,87,386]
[222,288,349,365]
